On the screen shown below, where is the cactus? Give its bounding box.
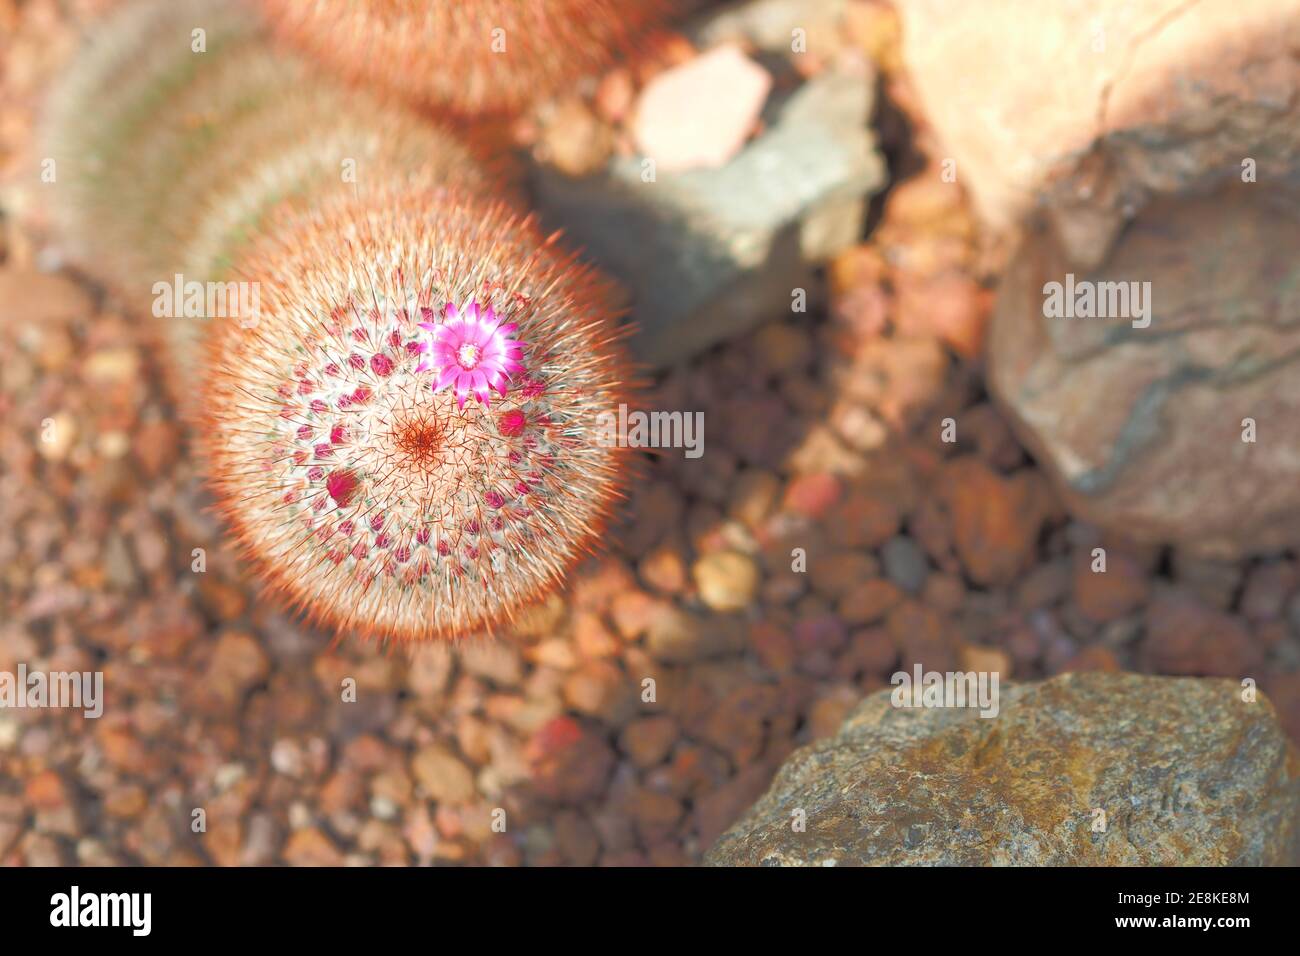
[44,0,632,640]
[43,0,489,377]
[259,0,675,117]
[204,185,629,640]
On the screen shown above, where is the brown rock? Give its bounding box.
[319,770,364,816]
[624,785,684,840]
[99,725,151,773]
[204,818,243,868]
[826,492,901,549]
[808,684,861,740]
[0,270,93,329]
[530,638,578,671]
[196,576,247,622]
[526,717,616,803]
[938,457,1051,586]
[554,811,601,866]
[573,612,620,658]
[895,271,989,360]
[887,601,956,671]
[699,685,776,766]
[282,827,344,867]
[838,336,948,429]
[781,473,842,520]
[620,715,679,769]
[609,589,667,640]
[694,762,776,850]
[1016,558,1071,609]
[563,660,635,724]
[957,642,1012,679]
[103,784,148,820]
[1063,645,1122,673]
[645,607,744,663]
[749,620,796,673]
[729,469,782,529]
[459,642,522,687]
[638,543,688,594]
[1072,547,1149,622]
[843,626,898,676]
[208,631,270,693]
[24,770,68,810]
[1241,561,1297,623]
[412,746,477,804]
[539,97,613,177]
[1142,591,1261,677]
[808,550,877,599]
[991,187,1300,558]
[133,418,181,478]
[752,322,813,375]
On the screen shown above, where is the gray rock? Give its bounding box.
[533,66,885,366]
[707,672,1300,865]
[880,535,928,593]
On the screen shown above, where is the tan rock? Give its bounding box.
[633,45,771,172]
[282,827,344,867]
[692,550,761,612]
[412,745,477,805]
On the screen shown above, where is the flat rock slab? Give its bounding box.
[533,65,885,367]
[707,672,1300,865]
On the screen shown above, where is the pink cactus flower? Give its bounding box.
[416,301,525,408]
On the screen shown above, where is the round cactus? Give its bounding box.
[259,0,676,117]
[202,184,631,641]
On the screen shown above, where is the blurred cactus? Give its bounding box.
[259,0,675,117]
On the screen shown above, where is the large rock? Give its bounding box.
[895,0,1300,556]
[894,0,1300,265]
[991,185,1300,558]
[707,672,1300,865]
[534,61,885,366]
